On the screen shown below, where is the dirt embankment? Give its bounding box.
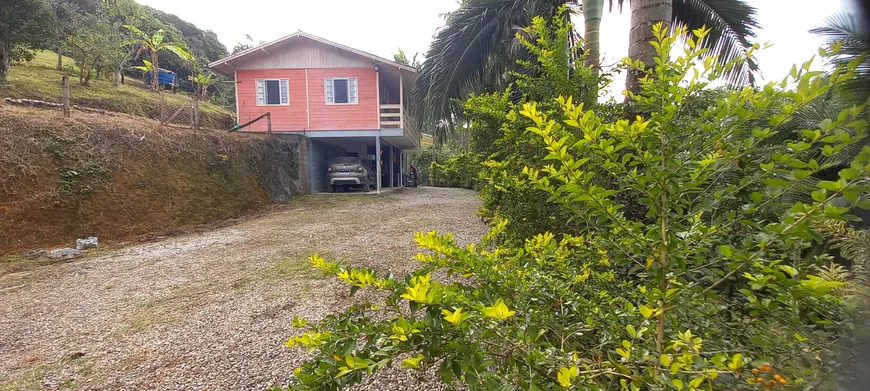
[0,105,302,254]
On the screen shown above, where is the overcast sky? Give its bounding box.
[138,0,853,98]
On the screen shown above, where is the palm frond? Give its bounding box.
[815,220,870,304]
[671,0,760,86]
[411,0,572,132]
[769,87,867,170]
[811,12,870,102]
[606,0,624,12]
[811,12,869,57]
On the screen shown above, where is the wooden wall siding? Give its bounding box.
[236,69,308,131]
[235,68,378,131]
[236,39,373,70]
[307,68,378,130]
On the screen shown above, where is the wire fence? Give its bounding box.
[5,76,234,131]
[156,92,200,129]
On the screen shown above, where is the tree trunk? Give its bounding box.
[56,45,63,70]
[430,146,437,186]
[0,45,10,85]
[583,0,604,75]
[83,67,92,85]
[151,51,159,91]
[78,53,87,84]
[626,0,671,96]
[113,70,120,87]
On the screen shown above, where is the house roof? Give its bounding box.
[208,30,417,74]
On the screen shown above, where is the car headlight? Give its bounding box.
[357,167,363,172]
[327,167,333,172]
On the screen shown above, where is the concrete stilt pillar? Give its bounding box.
[375,136,381,193]
[389,145,394,189]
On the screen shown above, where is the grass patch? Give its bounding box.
[125,283,212,332]
[232,252,328,295]
[0,255,56,289]
[0,355,97,391]
[263,256,321,280]
[1,51,234,128]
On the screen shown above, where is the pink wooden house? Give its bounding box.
[208,31,419,193]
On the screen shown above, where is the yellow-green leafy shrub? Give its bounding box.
[279,22,870,391]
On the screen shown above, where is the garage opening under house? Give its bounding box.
[208,31,420,194]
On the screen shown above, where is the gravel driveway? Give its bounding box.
[0,187,486,390]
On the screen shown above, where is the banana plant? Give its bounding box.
[132,58,156,74]
[124,26,191,91]
[188,71,215,100]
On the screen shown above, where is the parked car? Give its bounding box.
[327,156,374,192]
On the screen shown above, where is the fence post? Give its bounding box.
[159,91,165,125]
[62,76,70,118]
[192,94,200,132]
[266,112,272,135]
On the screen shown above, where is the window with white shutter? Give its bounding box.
[348,78,357,103]
[325,77,359,105]
[256,78,289,106]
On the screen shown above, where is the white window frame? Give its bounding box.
[256,78,290,106]
[324,77,358,105]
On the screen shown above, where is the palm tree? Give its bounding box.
[621,0,760,93]
[811,11,870,103]
[584,0,604,74]
[393,47,423,69]
[124,26,191,91]
[625,0,671,94]
[412,0,759,127]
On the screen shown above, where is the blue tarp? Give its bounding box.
[144,69,177,87]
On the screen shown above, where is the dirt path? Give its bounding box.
[0,188,486,391]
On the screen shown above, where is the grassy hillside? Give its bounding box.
[0,51,235,129]
[0,105,302,254]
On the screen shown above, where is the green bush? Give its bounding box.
[279,21,870,391]
[464,13,600,241]
[429,152,479,189]
[411,146,455,186]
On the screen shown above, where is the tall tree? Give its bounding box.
[49,0,102,70]
[124,26,190,91]
[625,0,671,94]
[621,0,760,94]
[412,0,759,127]
[412,0,570,133]
[393,47,422,69]
[0,0,55,85]
[63,8,125,85]
[583,0,604,73]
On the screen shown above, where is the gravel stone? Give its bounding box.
[76,237,99,250]
[47,248,81,260]
[0,187,486,390]
[21,249,49,259]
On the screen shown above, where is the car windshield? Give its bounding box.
[334,157,360,164]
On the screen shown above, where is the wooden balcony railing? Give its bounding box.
[380,104,402,129]
[379,104,421,148]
